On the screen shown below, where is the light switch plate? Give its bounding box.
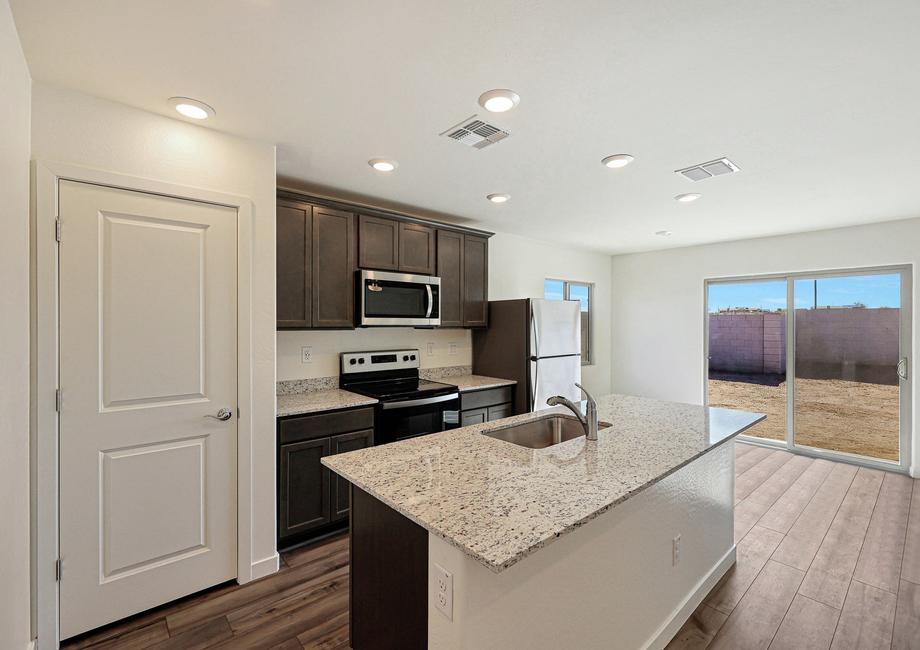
[301,346,313,364]
[427,342,435,356]
[448,342,457,356]
[433,563,453,620]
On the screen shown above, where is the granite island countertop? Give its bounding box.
[323,393,764,572]
[277,389,378,417]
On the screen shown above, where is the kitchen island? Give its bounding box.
[323,393,764,650]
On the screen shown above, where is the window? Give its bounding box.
[544,278,593,365]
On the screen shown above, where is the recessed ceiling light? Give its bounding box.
[655,230,672,237]
[368,158,398,172]
[675,193,701,203]
[478,89,520,113]
[168,97,215,120]
[487,193,510,203]
[601,154,634,169]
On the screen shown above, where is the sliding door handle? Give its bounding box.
[897,358,908,381]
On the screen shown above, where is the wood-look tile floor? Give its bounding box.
[62,442,920,650]
[61,534,351,650]
[668,443,920,650]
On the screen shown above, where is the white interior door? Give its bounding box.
[58,180,238,638]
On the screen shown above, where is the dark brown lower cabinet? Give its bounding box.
[459,386,514,426]
[277,408,374,547]
[460,407,487,426]
[279,437,331,538]
[331,429,374,521]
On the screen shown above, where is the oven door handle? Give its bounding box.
[381,393,459,410]
[425,284,433,318]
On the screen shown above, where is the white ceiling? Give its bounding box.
[11,0,920,254]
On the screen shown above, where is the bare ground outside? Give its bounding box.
[708,372,899,462]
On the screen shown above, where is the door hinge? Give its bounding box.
[55,219,62,242]
[55,388,62,413]
[55,558,62,582]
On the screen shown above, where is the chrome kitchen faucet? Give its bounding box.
[547,382,599,441]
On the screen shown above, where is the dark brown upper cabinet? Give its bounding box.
[398,222,436,275]
[436,229,464,328]
[312,206,356,328]
[463,234,489,328]
[358,215,435,275]
[358,215,399,271]
[277,189,490,330]
[276,199,355,330]
[277,203,312,328]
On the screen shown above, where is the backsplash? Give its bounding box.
[277,364,472,395]
[277,328,472,381]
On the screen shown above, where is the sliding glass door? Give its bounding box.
[792,272,908,462]
[706,267,911,471]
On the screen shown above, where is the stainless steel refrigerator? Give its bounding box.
[472,298,582,414]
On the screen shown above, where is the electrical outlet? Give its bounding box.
[427,342,435,356]
[448,342,457,356]
[672,535,681,567]
[301,346,313,364]
[433,563,453,620]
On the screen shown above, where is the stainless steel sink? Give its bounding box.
[483,415,612,449]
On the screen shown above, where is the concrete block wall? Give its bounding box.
[708,308,899,384]
[709,313,765,374]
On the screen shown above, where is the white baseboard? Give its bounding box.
[643,545,737,650]
[248,552,280,582]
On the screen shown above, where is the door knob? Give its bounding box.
[205,408,233,421]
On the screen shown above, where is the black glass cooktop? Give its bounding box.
[343,378,457,401]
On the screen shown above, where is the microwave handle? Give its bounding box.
[425,284,433,318]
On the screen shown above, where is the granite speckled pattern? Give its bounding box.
[446,374,517,392]
[323,393,765,572]
[419,365,473,380]
[276,376,338,396]
[277,389,377,416]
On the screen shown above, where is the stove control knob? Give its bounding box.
[358,358,365,364]
[349,359,357,365]
[410,355,416,361]
[403,355,410,361]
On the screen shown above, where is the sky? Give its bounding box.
[544,279,589,311]
[707,274,901,313]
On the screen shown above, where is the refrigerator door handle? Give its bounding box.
[531,358,539,408]
[530,310,539,360]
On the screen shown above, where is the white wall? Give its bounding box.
[0,3,32,648]
[278,328,471,380]
[489,232,612,396]
[30,83,279,576]
[610,218,920,476]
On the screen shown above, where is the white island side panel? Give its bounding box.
[428,443,735,650]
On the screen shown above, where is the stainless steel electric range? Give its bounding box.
[340,349,460,445]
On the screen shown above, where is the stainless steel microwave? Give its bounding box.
[357,270,441,327]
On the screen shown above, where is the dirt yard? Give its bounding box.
[708,373,900,461]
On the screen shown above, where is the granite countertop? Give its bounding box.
[447,374,517,392]
[323,393,764,572]
[277,389,378,417]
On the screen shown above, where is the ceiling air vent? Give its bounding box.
[676,157,740,181]
[440,115,510,150]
